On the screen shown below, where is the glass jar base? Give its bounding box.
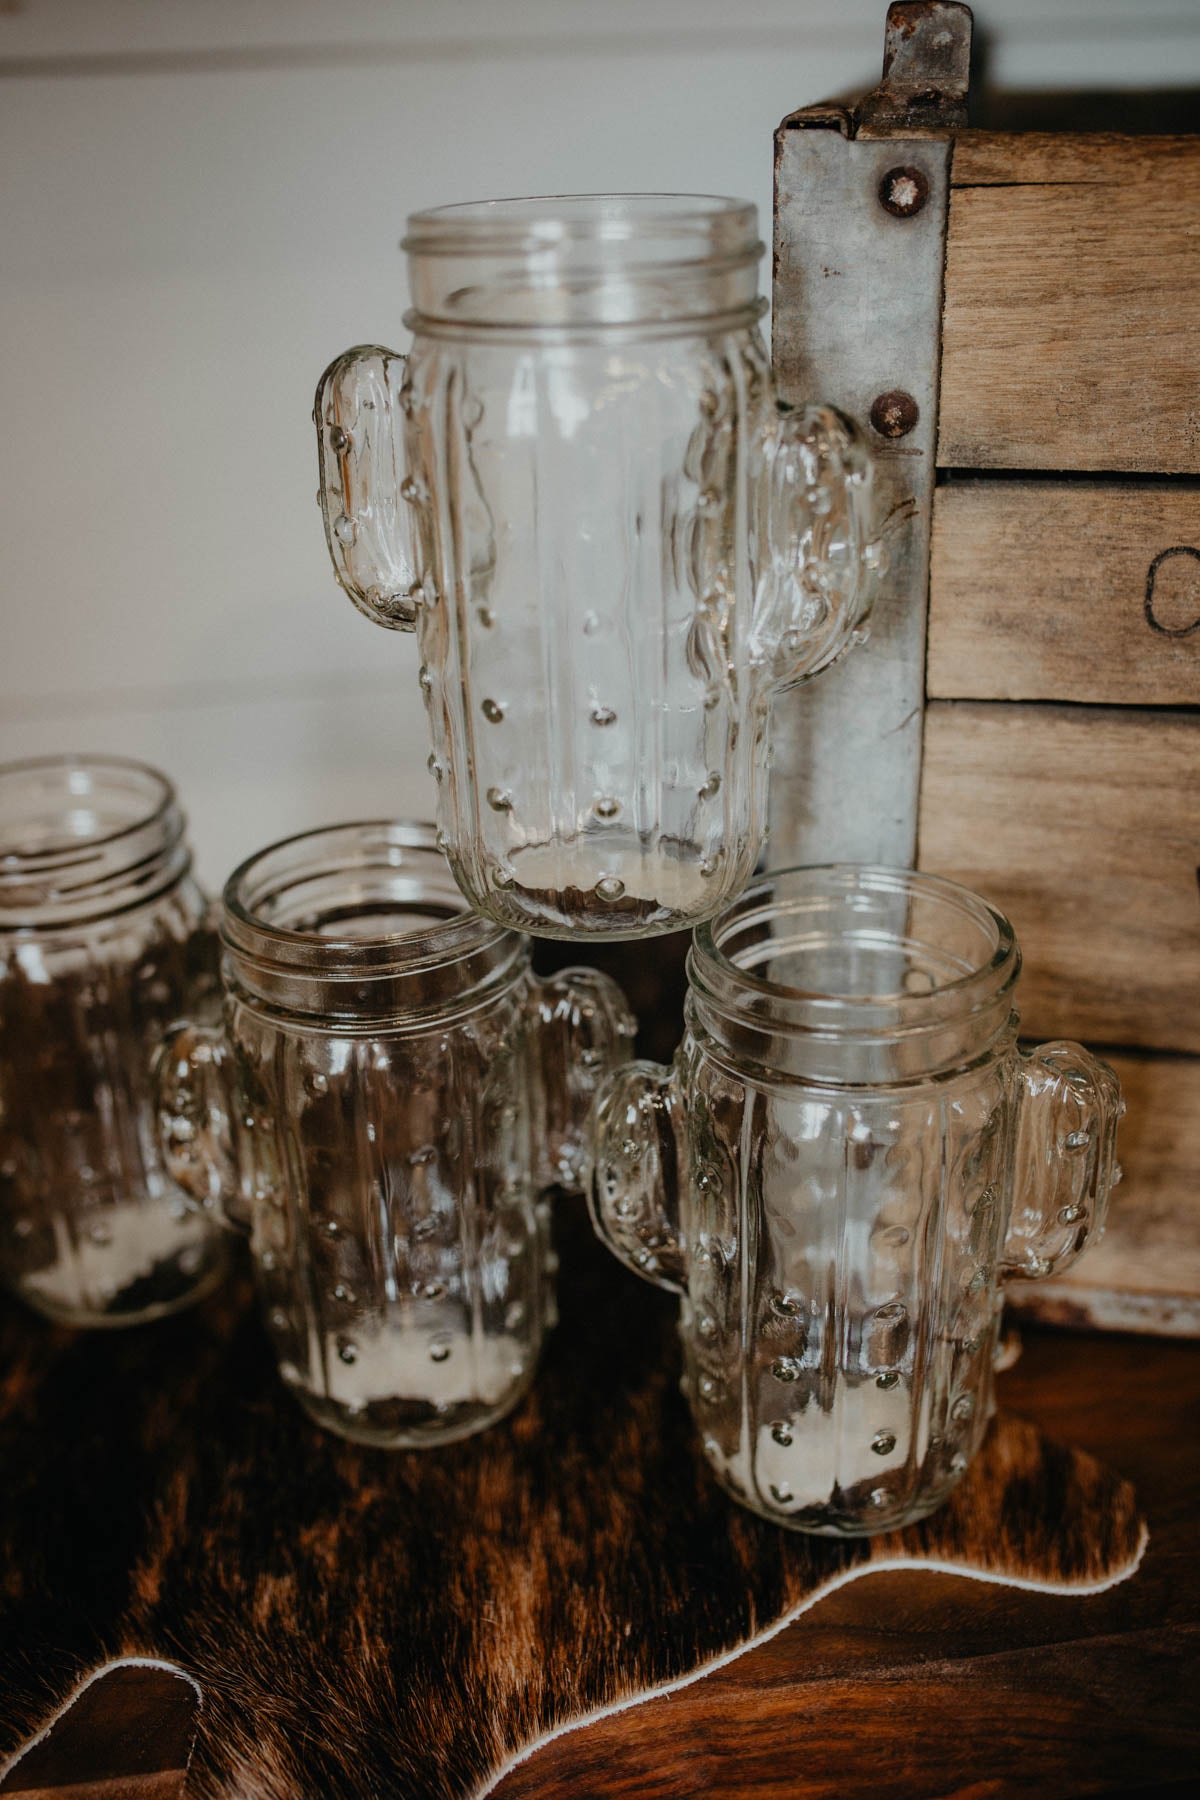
[290,1362,537,1449]
[9,1236,228,1330]
[706,1464,969,1537]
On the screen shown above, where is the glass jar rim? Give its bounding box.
[403,192,761,257]
[691,864,1018,1030]
[0,753,176,867]
[222,820,516,977]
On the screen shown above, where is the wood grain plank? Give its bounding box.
[938,136,1200,473]
[1007,1050,1200,1336]
[950,131,1200,187]
[918,703,1200,1052]
[927,481,1200,704]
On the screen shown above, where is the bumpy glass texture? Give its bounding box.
[315,195,875,940]
[590,866,1121,1535]
[0,757,225,1326]
[157,823,634,1447]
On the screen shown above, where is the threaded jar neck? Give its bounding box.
[688,865,1021,1086]
[0,755,189,929]
[402,193,764,335]
[221,821,527,1025]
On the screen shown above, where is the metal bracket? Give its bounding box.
[767,2,972,870]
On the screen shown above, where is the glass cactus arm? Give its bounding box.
[751,404,879,691]
[154,1022,254,1233]
[1001,1041,1123,1282]
[313,344,420,630]
[587,1060,687,1292]
[527,968,638,1193]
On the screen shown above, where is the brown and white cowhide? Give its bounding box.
[0,1204,1145,1800]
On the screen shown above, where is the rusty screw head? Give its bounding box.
[879,165,929,218]
[869,390,920,439]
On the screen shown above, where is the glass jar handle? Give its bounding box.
[752,404,879,692]
[528,969,637,1193]
[587,1060,687,1292]
[154,1022,254,1233]
[1002,1041,1123,1282]
[314,344,421,630]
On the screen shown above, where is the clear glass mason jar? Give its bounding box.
[589,866,1122,1535]
[0,756,226,1326]
[314,194,876,941]
[156,821,635,1446]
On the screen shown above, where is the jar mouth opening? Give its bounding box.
[404,192,761,257]
[693,865,1018,1026]
[0,754,176,867]
[222,822,513,974]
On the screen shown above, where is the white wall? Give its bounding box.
[3,0,1198,888]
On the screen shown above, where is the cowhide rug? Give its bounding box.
[0,1204,1145,1800]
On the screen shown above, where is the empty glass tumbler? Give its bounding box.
[156,821,635,1446]
[0,756,225,1326]
[589,866,1121,1535]
[315,194,876,941]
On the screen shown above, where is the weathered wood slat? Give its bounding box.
[918,702,1200,1053]
[937,135,1200,474]
[1007,1050,1200,1337]
[927,480,1200,703]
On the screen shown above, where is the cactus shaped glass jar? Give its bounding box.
[156,821,634,1446]
[0,755,225,1326]
[590,866,1122,1535]
[315,195,875,940]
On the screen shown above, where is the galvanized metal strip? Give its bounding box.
[768,124,950,870]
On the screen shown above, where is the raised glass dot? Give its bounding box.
[582,611,602,636]
[418,665,433,695]
[871,1429,897,1456]
[336,1337,359,1365]
[966,1267,989,1295]
[429,1338,452,1364]
[270,1308,288,1330]
[950,1451,969,1475]
[771,1420,793,1447]
[876,1370,900,1390]
[951,1394,975,1423]
[1058,1203,1083,1224]
[505,1301,526,1330]
[595,876,625,903]
[1065,1130,1090,1150]
[703,685,721,711]
[874,1300,907,1323]
[477,605,495,629]
[328,424,350,453]
[306,1070,328,1096]
[421,1280,446,1301]
[435,829,449,854]
[322,1218,343,1240]
[87,1220,112,1246]
[771,1357,801,1384]
[769,1482,793,1505]
[869,1486,890,1509]
[427,753,444,782]
[332,1283,355,1305]
[333,513,357,546]
[409,1144,436,1167]
[771,1290,803,1317]
[697,1312,717,1339]
[876,1224,910,1247]
[486,786,513,812]
[593,795,621,821]
[491,863,515,890]
[590,704,617,727]
[698,772,722,801]
[700,856,719,879]
[697,1373,719,1400]
[481,698,505,723]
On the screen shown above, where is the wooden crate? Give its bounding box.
[770,3,1199,1335]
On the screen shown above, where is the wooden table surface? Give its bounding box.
[4,1328,1197,1800]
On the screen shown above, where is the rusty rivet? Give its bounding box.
[879,165,929,218]
[869,390,920,439]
